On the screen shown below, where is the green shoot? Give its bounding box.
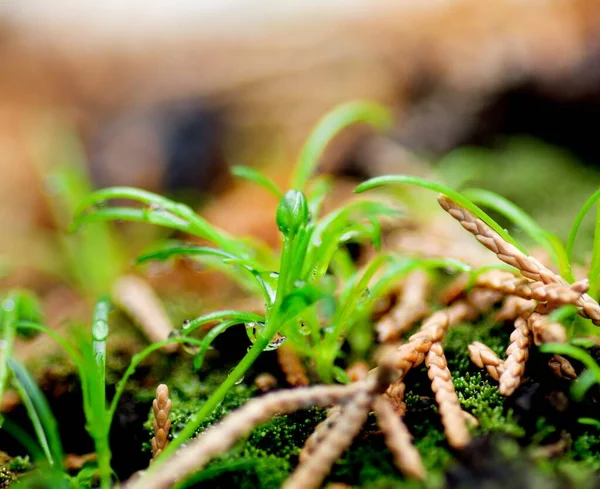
[73,187,247,259]
[230,166,284,199]
[31,125,125,297]
[79,297,112,489]
[9,359,64,469]
[355,175,522,249]
[460,188,572,280]
[291,100,393,192]
[0,293,20,423]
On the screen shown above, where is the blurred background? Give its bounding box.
[2,0,600,308]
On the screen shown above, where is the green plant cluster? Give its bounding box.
[1,99,600,488]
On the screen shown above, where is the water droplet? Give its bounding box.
[148,203,164,212]
[245,321,264,343]
[168,329,182,338]
[182,319,191,328]
[269,272,280,279]
[2,298,15,312]
[182,342,200,355]
[294,280,305,288]
[227,368,245,385]
[358,287,371,303]
[265,334,286,351]
[297,321,311,336]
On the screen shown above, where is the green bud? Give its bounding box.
[276,190,308,236]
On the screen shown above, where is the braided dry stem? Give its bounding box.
[298,406,342,464]
[548,354,577,379]
[499,316,532,396]
[475,272,587,307]
[376,270,430,342]
[527,305,567,345]
[426,342,470,449]
[495,295,536,322]
[384,380,407,416]
[468,342,505,381]
[373,396,425,480]
[125,384,365,489]
[346,361,370,382]
[277,343,310,386]
[389,288,500,379]
[282,393,372,489]
[438,195,600,324]
[151,384,172,463]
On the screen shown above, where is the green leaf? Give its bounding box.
[9,359,64,468]
[231,166,283,199]
[192,320,241,371]
[136,244,274,303]
[304,200,399,280]
[355,175,522,250]
[72,187,242,256]
[461,188,571,280]
[182,310,265,336]
[291,100,394,192]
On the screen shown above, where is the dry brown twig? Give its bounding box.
[376,269,430,342]
[527,304,567,346]
[426,341,470,448]
[438,195,600,324]
[467,341,504,381]
[498,316,532,396]
[495,295,536,322]
[373,396,425,480]
[151,384,172,463]
[277,343,310,386]
[474,271,588,307]
[112,275,178,353]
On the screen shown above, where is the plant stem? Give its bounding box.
[155,234,298,464]
[589,199,600,299]
[0,293,19,427]
[156,320,280,461]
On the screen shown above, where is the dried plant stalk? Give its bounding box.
[527,306,567,345]
[298,406,342,463]
[468,341,505,381]
[126,384,365,489]
[346,361,370,382]
[112,275,177,353]
[255,373,278,392]
[495,295,536,321]
[390,288,500,378]
[373,396,425,480]
[376,270,430,342]
[277,343,310,386]
[384,379,407,416]
[439,274,469,305]
[438,195,600,324]
[426,342,470,448]
[151,384,172,463]
[548,355,577,379]
[475,272,587,306]
[499,316,532,396]
[282,392,373,489]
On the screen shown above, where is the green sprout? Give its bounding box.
[69,100,400,463]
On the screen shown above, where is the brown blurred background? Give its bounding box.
[2,0,600,288]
